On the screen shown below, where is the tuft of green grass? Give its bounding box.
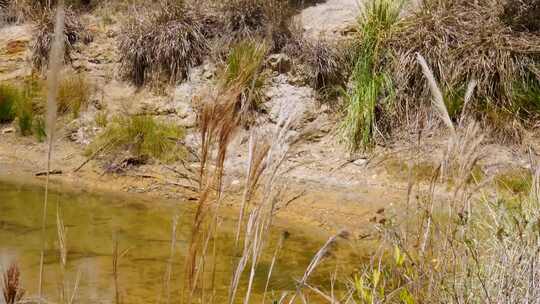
[94,110,108,128]
[384,158,437,183]
[495,169,532,195]
[342,0,401,151]
[32,115,47,142]
[510,77,540,118]
[219,39,268,123]
[0,84,20,123]
[57,73,92,119]
[86,115,185,163]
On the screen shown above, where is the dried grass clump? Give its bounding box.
[217,0,296,53]
[30,7,92,70]
[57,72,92,118]
[0,0,26,24]
[285,37,349,94]
[502,0,540,32]
[118,2,208,86]
[387,0,540,131]
[2,263,25,304]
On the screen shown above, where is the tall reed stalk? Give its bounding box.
[38,2,65,303]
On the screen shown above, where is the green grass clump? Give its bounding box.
[495,169,532,195]
[511,77,540,118]
[342,0,401,151]
[57,73,92,119]
[219,39,268,122]
[94,111,108,128]
[384,158,437,183]
[0,84,20,123]
[87,115,185,163]
[16,77,46,137]
[0,78,47,138]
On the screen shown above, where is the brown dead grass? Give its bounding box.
[385,0,540,140]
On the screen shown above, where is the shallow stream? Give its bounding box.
[0,181,357,303]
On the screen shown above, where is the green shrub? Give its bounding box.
[0,84,20,123]
[15,94,34,136]
[86,115,185,163]
[511,77,540,118]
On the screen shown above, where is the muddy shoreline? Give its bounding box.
[0,131,405,239]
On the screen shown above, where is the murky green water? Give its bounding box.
[0,181,356,303]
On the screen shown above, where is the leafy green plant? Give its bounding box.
[86,115,185,163]
[342,0,401,151]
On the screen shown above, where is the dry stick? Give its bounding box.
[112,235,121,304]
[38,3,65,303]
[73,140,115,173]
[68,270,82,304]
[235,131,256,245]
[56,206,67,304]
[288,231,346,304]
[209,218,220,304]
[164,214,179,304]
[262,232,286,304]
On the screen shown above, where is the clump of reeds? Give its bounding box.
[2,263,25,304]
[341,0,401,151]
[183,79,242,303]
[85,115,186,164]
[118,1,208,86]
[30,7,92,71]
